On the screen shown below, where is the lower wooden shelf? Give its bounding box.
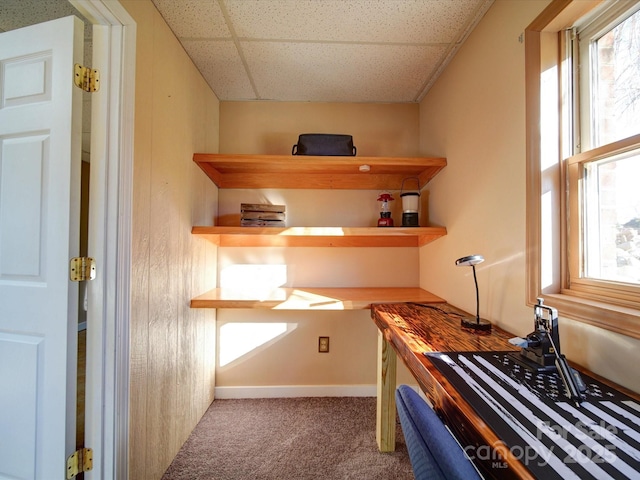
[192,226,447,247]
[190,287,446,310]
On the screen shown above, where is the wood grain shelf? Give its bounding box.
[193,153,447,190]
[190,287,446,310]
[190,153,449,310]
[192,226,447,247]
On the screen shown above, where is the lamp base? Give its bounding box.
[461,317,492,334]
[402,212,419,227]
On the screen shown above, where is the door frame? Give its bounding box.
[69,1,135,478]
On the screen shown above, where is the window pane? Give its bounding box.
[583,150,640,284]
[593,9,640,146]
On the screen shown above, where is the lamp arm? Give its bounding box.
[472,265,480,323]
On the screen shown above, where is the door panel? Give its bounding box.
[0,15,83,480]
[1,53,52,107]
[0,134,48,278]
[0,333,40,480]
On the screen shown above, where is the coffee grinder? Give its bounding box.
[400,177,420,227]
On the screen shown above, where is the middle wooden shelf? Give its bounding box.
[191,287,446,309]
[192,225,447,247]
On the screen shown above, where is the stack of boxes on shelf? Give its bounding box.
[240,203,286,227]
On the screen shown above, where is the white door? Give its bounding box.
[0,15,83,480]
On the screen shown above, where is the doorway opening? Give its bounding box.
[0,1,134,476]
[0,0,94,456]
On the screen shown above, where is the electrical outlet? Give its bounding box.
[318,336,330,353]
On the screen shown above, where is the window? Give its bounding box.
[526,0,640,338]
[571,5,640,300]
[580,150,640,284]
[578,5,640,149]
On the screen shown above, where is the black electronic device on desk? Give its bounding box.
[509,298,586,407]
[423,299,640,479]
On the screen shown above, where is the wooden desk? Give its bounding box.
[372,302,517,451]
[372,302,640,479]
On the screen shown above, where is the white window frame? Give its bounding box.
[525,0,640,340]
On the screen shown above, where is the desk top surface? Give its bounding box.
[371,302,640,480]
[371,302,519,353]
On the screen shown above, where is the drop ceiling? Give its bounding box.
[0,1,91,39]
[152,0,494,103]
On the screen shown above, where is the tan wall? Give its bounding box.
[220,101,419,156]
[418,0,640,393]
[216,102,420,388]
[217,310,381,387]
[121,1,220,478]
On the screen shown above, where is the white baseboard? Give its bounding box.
[214,384,379,399]
[214,383,421,399]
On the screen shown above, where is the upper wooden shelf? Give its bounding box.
[193,153,447,189]
[192,226,447,247]
[191,287,446,310]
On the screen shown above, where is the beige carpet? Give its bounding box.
[162,397,414,479]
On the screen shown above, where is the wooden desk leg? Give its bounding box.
[376,330,397,452]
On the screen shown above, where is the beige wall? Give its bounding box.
[121,1,220,478]
[418,0,640,393]
[216,310,381,388]
[220,101,419,156]
[216,102,420,389]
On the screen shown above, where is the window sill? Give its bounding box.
[538,292,640,339]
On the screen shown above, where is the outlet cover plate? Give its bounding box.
[318,336,330,353]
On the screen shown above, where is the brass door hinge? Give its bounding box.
[74,63,100,92]
[70,257,96,282]
[66,448,93,479]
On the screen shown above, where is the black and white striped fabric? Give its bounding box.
[425,352,640,480]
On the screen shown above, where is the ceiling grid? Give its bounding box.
[152,0,495,103]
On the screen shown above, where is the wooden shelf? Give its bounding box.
[193,153,446,189]
[190,153,449,310]
[192,226,447,247]
[191,287,445,309]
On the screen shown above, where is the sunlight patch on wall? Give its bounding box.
[541,190,555,291]
[276,227,346,236]
[220,264,287,289]
[219,322,293,367]
[274,289,345,309]
[540,64,558,171]
[540,62,561,292]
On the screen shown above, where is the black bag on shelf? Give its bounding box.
[292,134,356,156]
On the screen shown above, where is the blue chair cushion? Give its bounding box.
[396,385,480,480]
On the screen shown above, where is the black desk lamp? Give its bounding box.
[455,255,492,333]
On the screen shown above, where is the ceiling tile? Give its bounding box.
[182,39,255,100]
[154,0,231,38]
[0,0,73,29]
[243,41,446,102]
[0,0,91,39]
[225,0,482,44]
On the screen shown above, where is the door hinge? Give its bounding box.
[74,63,100,92]
[70,257,96,282]
[66,448,93,479]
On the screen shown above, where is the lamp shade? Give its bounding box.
[455,255,484,267]
[400,192,420,212]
